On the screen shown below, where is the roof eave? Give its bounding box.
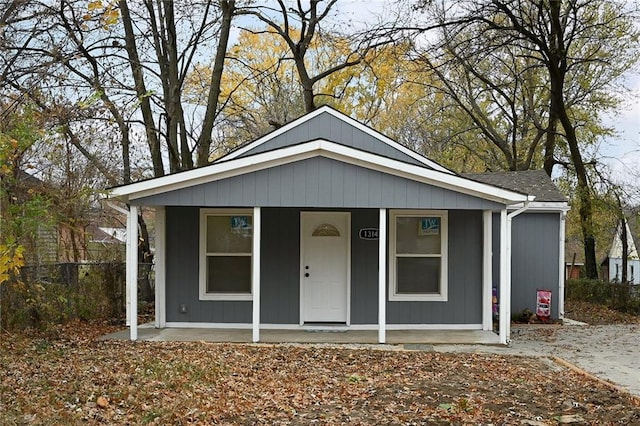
[107,140,532,205]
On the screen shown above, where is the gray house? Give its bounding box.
[109,106,569,344]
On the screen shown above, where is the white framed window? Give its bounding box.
[199,209,253,301]
[389,210,448,302]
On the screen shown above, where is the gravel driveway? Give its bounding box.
[434,323,640,397]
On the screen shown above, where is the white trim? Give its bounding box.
[509,201,570,212]
[482,210,493,331]
[154,206,166,329]
[199,208,254,301]
[346,213,352,326]
[127,205,139,341]
[388,210,448,302]
[217,107,328,162]
[252,207,261,343]
[499,209,508,345]
[166,322,253,329]
[107,201,129,215]
[505,202,530,340]
[299,211,351,325]
[378,208,387,344]
[558,211,566,319]
[218,106,453,174]
[109,140,532,205]
[163,322,483,330]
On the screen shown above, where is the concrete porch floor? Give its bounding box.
[101,324,502,346]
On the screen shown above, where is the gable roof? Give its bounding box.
[109,139,533,205]
[216,105,454,174]
[608,220,639,260]
[463,170,567,203]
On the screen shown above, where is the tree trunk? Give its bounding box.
[120,0,164,177]
[621,217,628,283]
[137,212,154,303]
[543,109,558,177]
[196,0,235,167]
[548,0,598,279]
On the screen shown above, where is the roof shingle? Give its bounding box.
[462,170,567,202]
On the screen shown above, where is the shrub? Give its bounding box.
[565,278,640,315]
[0,262,127,331]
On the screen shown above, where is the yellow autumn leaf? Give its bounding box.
[0,244,24,285]
[104,10,120,26]
[88,1,103,11]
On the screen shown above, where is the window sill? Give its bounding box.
[389,293,448,302]
[199,293,253,301]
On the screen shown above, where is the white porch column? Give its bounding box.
[378,208,387,344]
[154,206,166,329]
[126,205,139,341]
[558,211,567,320]
[505,202,529,341]
[498,209,508,344]
[482,210,493,331]
[252,207,261,343]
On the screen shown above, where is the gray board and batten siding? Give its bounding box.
[492,212,560,318]
[165,206,484,325]
[231,110,426,167]
[133,157,502,210]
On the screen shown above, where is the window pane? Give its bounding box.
[206,216,252,253]
[397,257,440,293]
[207,256,251,293]
[396,217,441,254]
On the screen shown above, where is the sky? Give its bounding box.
[600,78,640,184]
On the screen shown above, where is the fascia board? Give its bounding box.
[215,107,329,162]
[109,138,531,204]
[218,105,453,174]
[321,108,453,174]
[318,141,530,204]
[110,143,323,201]
[508,201,570,212]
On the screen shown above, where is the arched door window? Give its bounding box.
[312,223,340,237]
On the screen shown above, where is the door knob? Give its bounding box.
[305,273,310,277]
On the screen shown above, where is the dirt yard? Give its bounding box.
[1,321,639,425]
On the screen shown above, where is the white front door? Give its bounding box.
[301,212,350,323]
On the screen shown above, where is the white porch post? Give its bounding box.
[505,216,512,339]
[252,207,261,343]
[378,208,387,344]
[505,202,529,341]
[482,210,493,331]
[154,206,166,329]
[499,209,508,344]
[126,204,139,341]
[558,211,567,320]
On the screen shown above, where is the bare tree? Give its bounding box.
[412,0,639,278]
[244,0,393,115]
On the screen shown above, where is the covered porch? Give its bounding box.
[123,206,517,345]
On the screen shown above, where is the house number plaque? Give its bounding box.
[359,228,379,240]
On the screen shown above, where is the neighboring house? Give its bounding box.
[565,262,584,280]
[601,220,640,284]
[87,226,127,261]
[58,220,127,262]
[109,106,569,344]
